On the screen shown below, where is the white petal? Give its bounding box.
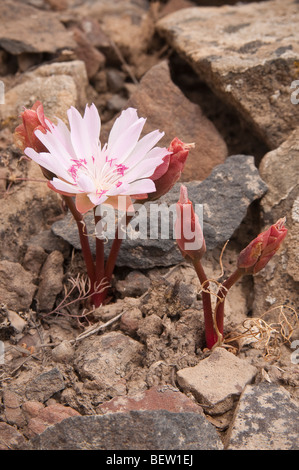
[87,192,105,206]
[120,178,156,195]
[107,108,139,148]
[122,156,166,182]
[106,182,130,197]
[67,106,92,161]
[118,129,165,166]
[83,103,101,148]
[50,177,82,194]
[107,118,146,163]
[34,129,73,167]
[25,148,73,182]
[49,118,77,159]
[76,173,96,193]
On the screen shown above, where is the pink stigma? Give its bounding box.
[106,156,117,167]
[115,164,128,177]
[96,188,108,198]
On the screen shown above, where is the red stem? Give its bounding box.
[105,214,133,283]
[92,208,106,307]
[192,258,218,349]
[63,196,96,291]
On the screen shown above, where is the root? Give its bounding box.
[224,304,298,360]
[43,273,110,320]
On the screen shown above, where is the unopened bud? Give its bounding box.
[14,101,55,180]
[145,138,194,201]
[175,184,206,261]
[237,217,288,274]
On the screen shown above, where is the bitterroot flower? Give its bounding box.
[24,104,169,213]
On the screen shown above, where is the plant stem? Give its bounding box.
[63,196,96,291]
[192,258,218,349]
[92,208,106,307]
[91,213,133,307]
[214,268,243,338]
[104,214,133,283]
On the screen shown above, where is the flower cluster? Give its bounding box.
[14,101,288,349]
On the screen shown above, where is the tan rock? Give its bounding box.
[0,60,88,126]
[3,390,26,428]
[36,251,64,312]
[0,0,75,55]
[0,260,36,311]
[0,161,61,263]
[254,128,299,316]
[157,0,299,148]
[0,75,72,126]
[177,347,257,415]
[0,422,27,450]
[72,27,106,79]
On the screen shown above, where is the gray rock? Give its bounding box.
[226,383,299,450]
[52,154,267,269]
[0,422,28,450]
[253,128,299,315]
[157,0,299,149]
[30,410,224,450]
[25,367,65,403]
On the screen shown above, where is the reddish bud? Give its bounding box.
[14,101,55,180]
[145,138,194,201]
[175,185,206,261]
[237,217,288,274]
[14,101,51,152]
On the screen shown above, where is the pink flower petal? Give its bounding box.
[106,118,146,164]
[49,118,77,159]
[118,129,164,166]
[67,106,92,161]
[107,108,139,149]
[83,103,101,148]
[121,178,156,195]
[50,177,82,194]
[24,148,73,182]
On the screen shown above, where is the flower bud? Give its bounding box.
[145,138,194,201]
[237,217,287,274]
[14,101,51,152]
[14,101,55,180]
[175,184,206,261]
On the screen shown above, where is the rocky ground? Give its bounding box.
[0,0,298,451]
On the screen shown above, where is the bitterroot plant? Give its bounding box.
[14,101,288,350]
[14,101,192,308]
[174,184,288,349]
